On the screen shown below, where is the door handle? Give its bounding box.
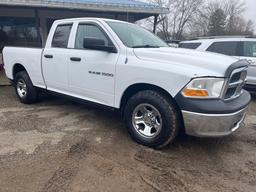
[44,54,53,59]
[70,57,81,62]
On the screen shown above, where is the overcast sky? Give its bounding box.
[244,0,256,28]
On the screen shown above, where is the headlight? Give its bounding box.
[182,78,225,99]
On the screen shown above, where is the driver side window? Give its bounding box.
[75,23,112,49]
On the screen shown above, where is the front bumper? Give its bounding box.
[182,107,247,137]
[175,90,251,137]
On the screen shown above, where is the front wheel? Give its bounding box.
[14,71,38,104]
[124,90,180,149]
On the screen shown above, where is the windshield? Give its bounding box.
[106,21,168,48]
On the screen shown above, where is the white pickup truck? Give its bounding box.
[3,18,251,148]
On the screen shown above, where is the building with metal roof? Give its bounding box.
[0,0,168,15]
[0,0,168,55]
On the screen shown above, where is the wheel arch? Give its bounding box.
[12,63,27,79]
[119,83,182,115]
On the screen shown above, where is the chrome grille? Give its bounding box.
[223,67,247,101]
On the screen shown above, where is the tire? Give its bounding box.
[124,90,180,149]
[14,71,38,104]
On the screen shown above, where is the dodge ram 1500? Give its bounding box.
[3,18,251,148]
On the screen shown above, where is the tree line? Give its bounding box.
[142,0,254,40]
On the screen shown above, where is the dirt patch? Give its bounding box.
[0,70,10,86]
[0,87,255,192]
[41,140,88,192]
[0,130,65,155]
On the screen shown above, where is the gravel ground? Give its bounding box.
[0,85,255,192]
[0,71,10,86]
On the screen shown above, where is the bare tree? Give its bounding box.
[224,0,246,35]
[244,20,254,35]
[171,0,203,39]
[143,0,203,40]
[188,1,224,37]
[140,0,254,39]
[187,9,209,37]
[141,0,172,40]
[189,0,254,37]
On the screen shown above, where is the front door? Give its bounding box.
[67,22,119,106]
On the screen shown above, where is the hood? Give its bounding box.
[133,47,238,77]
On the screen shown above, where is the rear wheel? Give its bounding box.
[14,71,38,104]
[124,90,180,149]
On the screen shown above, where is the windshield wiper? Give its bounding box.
[132,45,160,48]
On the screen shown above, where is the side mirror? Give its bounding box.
[83,38,117,53]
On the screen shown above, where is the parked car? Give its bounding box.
[179,36,256,91]
[3,18,251,148]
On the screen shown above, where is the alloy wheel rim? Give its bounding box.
[132,103,162,138]
[17,79,27,98]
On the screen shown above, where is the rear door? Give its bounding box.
[42,23,73,93]
[67,21,119,106]
[240,41,256,85]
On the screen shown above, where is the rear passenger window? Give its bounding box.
[243,41,256,57]
[52,24,72,48]
[179,43,201,49]
[207,42,239,56]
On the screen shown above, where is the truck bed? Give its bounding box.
[3,47,46,88]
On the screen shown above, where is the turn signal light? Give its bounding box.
[183,88,209,97]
